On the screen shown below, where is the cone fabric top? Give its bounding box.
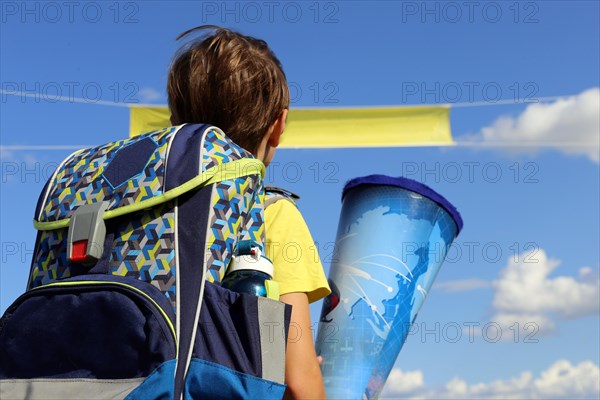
[343,174,464,233]
[129,105,453,148]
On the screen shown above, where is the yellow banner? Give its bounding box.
[129,106,172,137]
[130,105,453,147]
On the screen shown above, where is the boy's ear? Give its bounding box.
[268,109,288,148]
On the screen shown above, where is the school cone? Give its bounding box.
[315,175,463,399]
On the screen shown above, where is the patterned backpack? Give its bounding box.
[0,124,291,400]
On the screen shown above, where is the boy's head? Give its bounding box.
[167,25,289,164]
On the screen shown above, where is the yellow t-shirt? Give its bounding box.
[264,198,331,304]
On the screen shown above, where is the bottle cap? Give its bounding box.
[227,254,274,277]
[227,244,274,277]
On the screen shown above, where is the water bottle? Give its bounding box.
[221,241,274,297]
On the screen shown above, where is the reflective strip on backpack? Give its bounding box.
[0,378,144,400]
[257,296,287,385]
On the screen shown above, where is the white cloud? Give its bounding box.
[579,266,594,278]
[384,368,425,394]
[534,360,600,399]
[137,87,163,103]
[434,278,491,293]
[380,360,600,399]
[464,87,600,163]
[490,248,599,334]
[459,370,533,399]
[488,312,555,335]
[437,248,598,336]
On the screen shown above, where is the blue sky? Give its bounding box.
[1,1,599,398]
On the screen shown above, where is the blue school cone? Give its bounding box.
[315,175,463,399]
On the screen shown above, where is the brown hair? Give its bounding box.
[167,25,290,153]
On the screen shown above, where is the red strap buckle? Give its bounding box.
[70,240,89,263]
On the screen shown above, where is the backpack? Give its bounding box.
[0,124,291,400]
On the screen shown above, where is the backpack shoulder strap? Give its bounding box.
[264,186,300,208]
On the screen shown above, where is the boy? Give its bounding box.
[167,25,330,399]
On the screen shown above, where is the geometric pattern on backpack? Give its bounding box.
[205,176,265,283]
[202,128,250,172]
[39,126,175,222]
[245,178,265,244]
[30,124,263,294]
[29,228,69,287]
[29,203,177,310]
[108,203,176,310]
